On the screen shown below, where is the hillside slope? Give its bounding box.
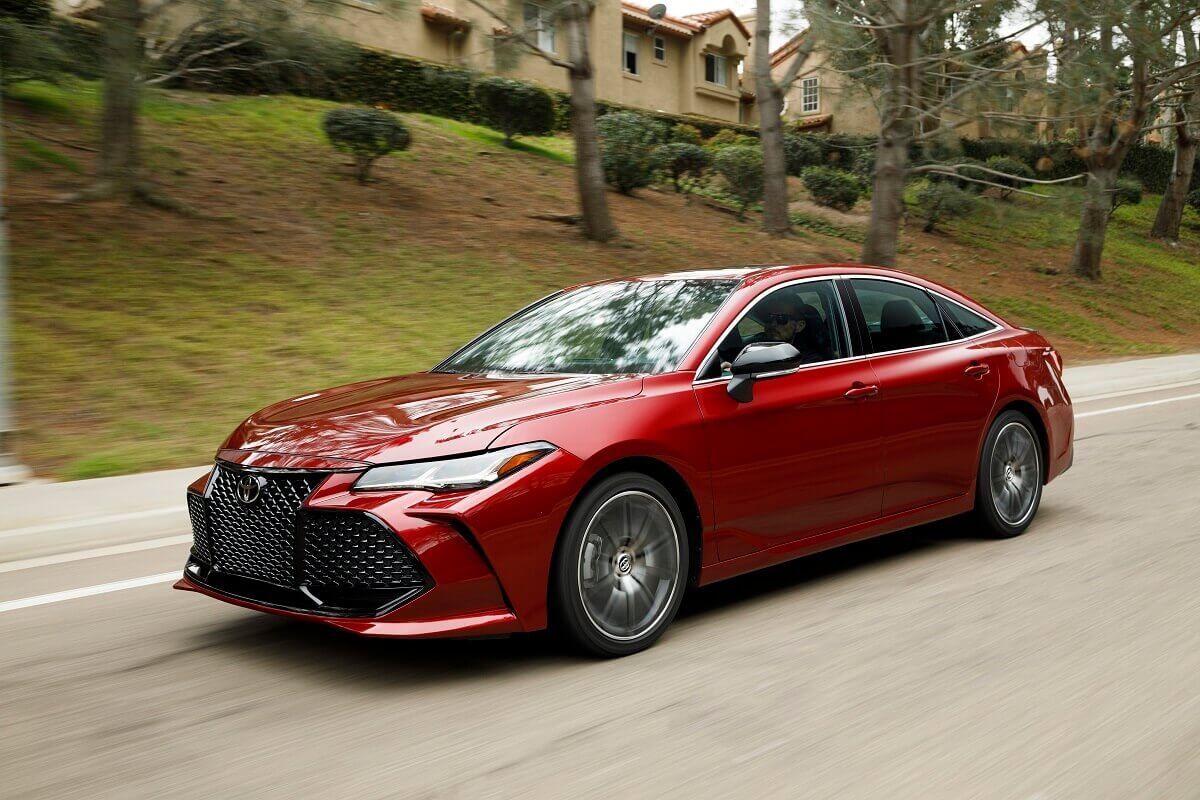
[7,81,1200,477]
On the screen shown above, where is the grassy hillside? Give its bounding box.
[7,81,1200,478]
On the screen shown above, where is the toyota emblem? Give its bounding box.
[236,474,267,505]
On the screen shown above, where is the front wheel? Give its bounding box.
[552,473,689,657]
[974,410,1043,538]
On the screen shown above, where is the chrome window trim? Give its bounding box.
[691,273,1004,386]
[691,276,855,385]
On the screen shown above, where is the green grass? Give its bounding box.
[412,114,575,163]
[6,81,1200,477]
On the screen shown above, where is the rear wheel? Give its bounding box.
[553,473,689,657]
[974,410,1043,538]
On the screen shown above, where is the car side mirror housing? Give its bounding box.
[727,342,803,403]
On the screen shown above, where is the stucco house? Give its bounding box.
[760,29,1049,140]
[55,0,755,124]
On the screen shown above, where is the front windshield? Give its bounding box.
[437,279,738,375]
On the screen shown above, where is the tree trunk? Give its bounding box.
[1070,168,1116,280]
[95,0,143,199]
[1149,107,1196,242]
[562,3,615,243]
[861,131,908,266]
[755,0,790,236]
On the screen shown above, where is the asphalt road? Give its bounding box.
[2,383,1199,799]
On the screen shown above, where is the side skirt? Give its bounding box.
[697,494,974,587]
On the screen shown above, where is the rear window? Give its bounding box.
[938,298,998,339]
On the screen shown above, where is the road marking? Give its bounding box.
[1073,379,1200,403]
[1076,391,1200,420]
[0,572,179,614]
[0,507,185,541]
[0,535,192,574]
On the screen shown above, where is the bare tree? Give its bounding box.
[463,0,615,242]
[1149,19,1200,242]
[800,0,1045,266]
[752,0,816,236]
[1044,0,1200,277]
[73,0,387,205]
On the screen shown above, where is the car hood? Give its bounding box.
[221,372,644,465]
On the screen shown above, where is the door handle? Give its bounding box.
[844,383,879,400]
[964,362,991,378]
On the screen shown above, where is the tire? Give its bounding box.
[973,410,1044,538]
[552,473,690,657]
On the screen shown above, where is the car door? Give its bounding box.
[846,277,1003,516]
[692,278,884,561]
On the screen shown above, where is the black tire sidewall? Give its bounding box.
[552,472,690,658]
[975,410,1043,538]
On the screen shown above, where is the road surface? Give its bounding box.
[2,382,1198,799]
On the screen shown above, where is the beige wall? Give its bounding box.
[53,0,752,123]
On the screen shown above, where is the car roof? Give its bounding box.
[601,264,922,284]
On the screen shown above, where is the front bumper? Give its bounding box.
[176,462,532,638]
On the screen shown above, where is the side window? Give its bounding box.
[701,280,849,379]
[937,296,998,339]
[850,278,948,353]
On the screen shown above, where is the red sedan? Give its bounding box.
[177,264,1073,656]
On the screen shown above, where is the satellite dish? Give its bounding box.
[648,4,667,20]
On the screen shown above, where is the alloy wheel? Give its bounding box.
[577,490,682,642]
[989,421,1040,526]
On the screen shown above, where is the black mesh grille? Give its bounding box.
[205,466,324,586]
[186,491,211,564]
[300,511,425,591]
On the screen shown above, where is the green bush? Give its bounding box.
[707,129,757,149]
[985,155,1035,200]
[783,134,823,176]
[1186,189,1200,212]
[0,0,50,24]
[596,111,665,194]
[713,145,764,217]
[670,123,704,145]
[322,107,411,184]
[801,166,862,212]
[652,142,710,193]
[473,76,555,145]
[912,181,977,232]
[929,157,989,193]
[1110,177,1143,217]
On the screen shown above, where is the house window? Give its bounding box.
[801,76,819,113]
[653,36,666,61]
[523,2,555,53]
[624,32,639,75]
[705,53,727,86]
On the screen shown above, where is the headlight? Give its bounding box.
[352,442,556,492]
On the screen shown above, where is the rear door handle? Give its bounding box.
[844,383,879,400]
[964,363,991,378]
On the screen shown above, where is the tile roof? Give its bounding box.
[681,9,752,39]
[770,29,809,67]
[420,1,472,28]
[620,3,751,40]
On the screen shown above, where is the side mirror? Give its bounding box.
[727,342,802,403]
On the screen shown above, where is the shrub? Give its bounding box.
[985,155,1036,200]
[929,157,989,193]
[1109,177,1143,217]
[596,111,665,194]
[713,145,764,217]
[322,107,410,184]
[1187,188,1200,213]
[707,129,757,149]
[801,166,862,212]
[652,142,710,193]
[670,123,704,145]
[473,76,555,146]
[0,0,50,24]
[783,134,823,176]
[912,181,977,232]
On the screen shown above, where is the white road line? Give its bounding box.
[1076,391,1200,420]
[0,572,179,614]
[0,507,184,541]
[1073,379,1200,403]
[0,535,192,574]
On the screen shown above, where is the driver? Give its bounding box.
[748,295,831,363]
